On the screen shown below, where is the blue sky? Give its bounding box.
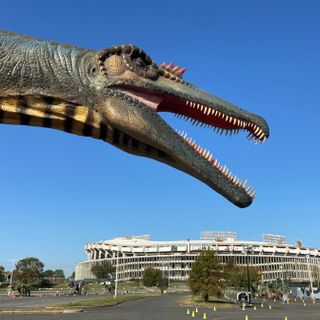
[1,0,319,276]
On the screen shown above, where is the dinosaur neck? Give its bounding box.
[0,31,96,106]
[0,95,105,138]
[0,95,162,158]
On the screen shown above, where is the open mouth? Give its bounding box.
[117,83,269,202]
[96,44,269,207]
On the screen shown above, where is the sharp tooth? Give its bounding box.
[254,127,260,134]
[196,104,200,110]
[221,113,225,119]
[243,180,247,188]
[200,104,204,112]
[225,115,229,122]
[207,108,212,115]
[229,116,233,123]
[233,118,237,125]
[186,100,189,106]
[204,106,207,114]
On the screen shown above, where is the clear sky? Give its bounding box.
[1,0,319,276]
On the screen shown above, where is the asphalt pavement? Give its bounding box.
[1,294,320,320]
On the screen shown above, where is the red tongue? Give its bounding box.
[119,89,163,110]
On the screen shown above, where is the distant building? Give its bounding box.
[3,271,11,283]
[75,233,320,285]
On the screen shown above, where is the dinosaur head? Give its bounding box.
[93,45,269,208]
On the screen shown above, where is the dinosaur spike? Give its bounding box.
[175,67,187,78]
[160,62,167,68]
[171,66,180,73]
[168,62,174,69]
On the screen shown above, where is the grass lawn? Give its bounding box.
[49,294,150,308]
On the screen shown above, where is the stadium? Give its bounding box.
[75,232,320,288]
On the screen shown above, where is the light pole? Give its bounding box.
[243,246,253,301]
[279,264,285,301]
[114,249,119,298]
[5,258,18,296]
[306,254,314,299]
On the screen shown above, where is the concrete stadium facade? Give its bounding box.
[75,235,320,286]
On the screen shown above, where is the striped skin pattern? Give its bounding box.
[0,95,107,140]
[0,95,163,157]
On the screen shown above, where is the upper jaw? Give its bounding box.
[113,77,269,143]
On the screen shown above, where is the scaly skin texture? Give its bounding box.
[0,31,269,207]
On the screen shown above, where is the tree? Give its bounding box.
[69,271,75,280]
[0,265,5,282]
[225,260,261,290]
[91,261,115,280]
[188,251,225,301]
[43,270,54,277]
[142,268,167,288]
[53,269,65,278]
[14,257,44,286]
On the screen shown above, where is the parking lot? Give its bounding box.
[1,294,320,320]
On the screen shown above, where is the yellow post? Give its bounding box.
[304,303,306,307]
[245,315,249,320]
[196,307,198,313]
[186,309,190,315]
[284,316,288,320]
[213,306,216,311]
[253,306,256,310]
[192,310,195,318]
[269,304,272,310]
[260,303,264,308]
[242,306,245,311]
[203,312,207,319]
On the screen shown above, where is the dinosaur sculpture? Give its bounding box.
[0,31,269,208]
